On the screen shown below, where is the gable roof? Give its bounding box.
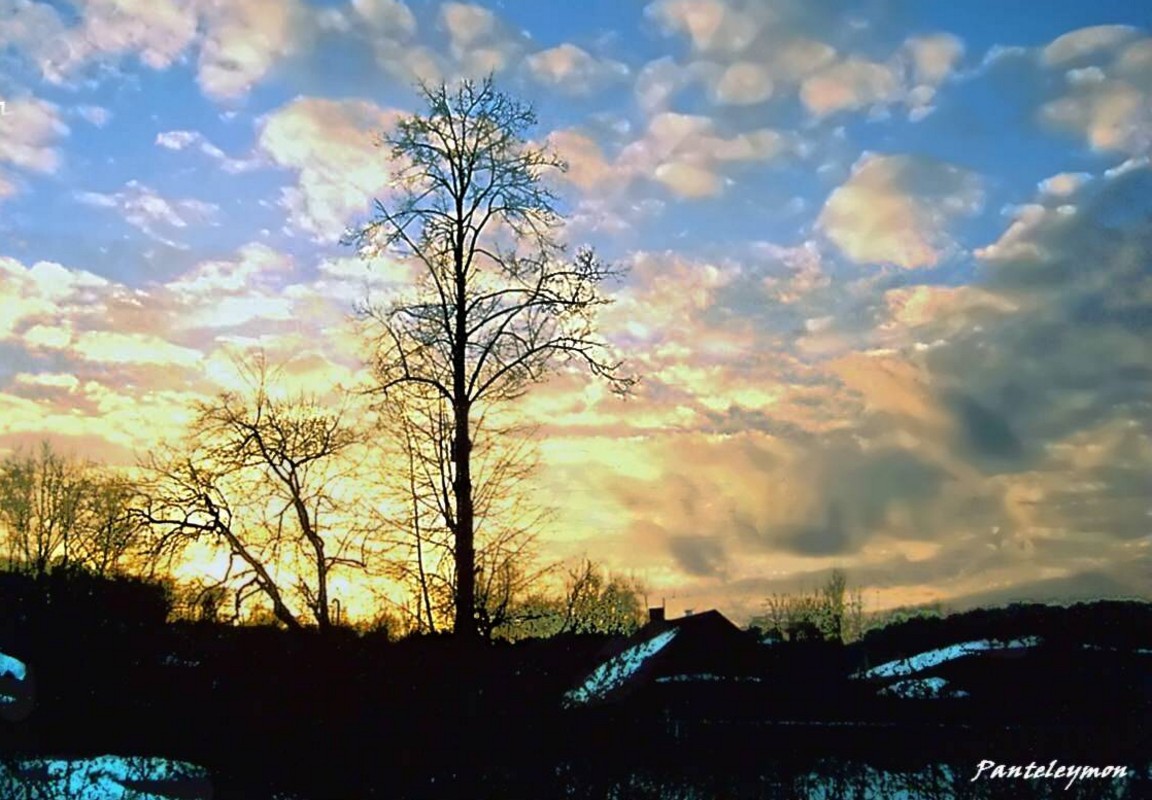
[562,610,758,708]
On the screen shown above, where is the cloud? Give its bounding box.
[165,242,296,330]
[0,256,109,341]
[0,95,68,199]
[74,180,219,248]
[340,0,441,84]
[818,153,984,269]
[1,0,309,101]
[196,0,308,101]
[34,0,198,82]
[351,0,417,36]
[646,0,761,56]
[920,161,1152,547]
[155,129,261,173]
[643,0,964,120]
[1041,25,1142,67]
[74,105,113,127]
[257,96,401,241]
[618,111,788,199]
[711,61,774,105]
[438,2,526,79]
[1027,26,1152,155]
[546,130,618,193]
[0,244,368,465]
[1042,75,1152,155]
[800,57,901,116]
[876,284,1018,347]
[70,330,202,367]
[525,44,629,95]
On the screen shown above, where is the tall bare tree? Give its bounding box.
[346,77,634,637]
[138,361,366,631]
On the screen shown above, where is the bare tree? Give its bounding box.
[137,360,366,631]
[560,559,646,636]
[753,568,866,643]
[76,473,146,578]
[375,389,552,638]
[346,77,634,637]
[0,442,89,575]
[485,559,645,641]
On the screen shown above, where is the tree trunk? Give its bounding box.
[292,494,330,631]
[453,399,476,638]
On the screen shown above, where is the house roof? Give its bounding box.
[562,610,759,708]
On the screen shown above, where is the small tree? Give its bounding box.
[0,442,89,575]
[347,77,634,637]
[138,360,367,631]
[490,559,646,641]
[77,474,147,578]
[753,569,865,643]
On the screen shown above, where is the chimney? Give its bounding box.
[648,607,665,624]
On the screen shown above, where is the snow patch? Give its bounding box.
[563,628,678,707]
[856,637,1042,680]
[0,756,211,800]
[655,674,763,683]
[879,676,970,700]
[0,652,27,681]
[161,653,202,667]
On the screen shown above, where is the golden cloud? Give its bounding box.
[818,153,983,269]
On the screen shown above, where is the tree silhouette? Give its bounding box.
[374,390,551,638]
[346,77,635,637]
[137,358,366,631]
[0,442,150,578]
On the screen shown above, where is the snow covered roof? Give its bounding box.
[563,628,678,708]
[0,652,27,681]
[856,636,1042,680]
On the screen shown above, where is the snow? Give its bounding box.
[0,756,211,800]
[563,628,678,707]
[879,676,970,700]
[856,637,1042,680]
[1087,644,1152,654]
[798,763,957,800]
[0,652,27,681]
[654,674,763,683]
[161,653,202,667]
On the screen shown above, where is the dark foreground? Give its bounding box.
[1,572,1149,799]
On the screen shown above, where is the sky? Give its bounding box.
[1,0,1150,622]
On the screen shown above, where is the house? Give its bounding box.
[562,608,765,711]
